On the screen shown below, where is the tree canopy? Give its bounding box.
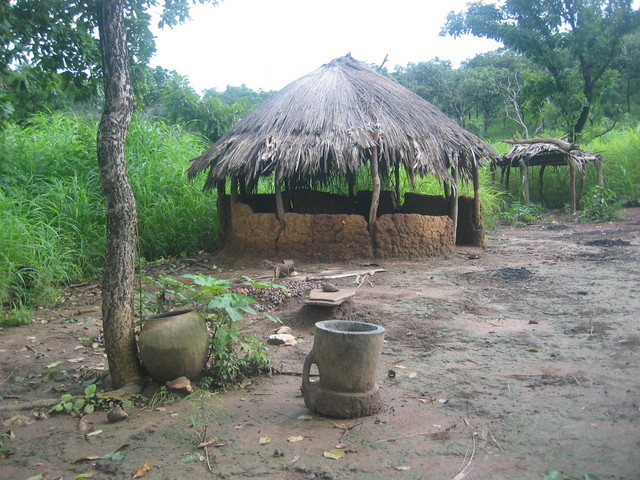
[443,0,640,140]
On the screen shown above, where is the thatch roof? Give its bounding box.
[188,55,498,190]
[500,140,603,171]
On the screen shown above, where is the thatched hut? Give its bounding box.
[188,55,498,261]
[498,138,604,213]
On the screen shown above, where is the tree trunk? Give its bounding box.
[96,0,143,389]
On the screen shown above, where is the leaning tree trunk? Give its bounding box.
[96,0,143,389]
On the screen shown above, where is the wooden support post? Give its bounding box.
[519,159,530,204]
[569,163,577,214]
[216,179,228,248]
[538,165,546,204]
[505,165,511,190]
[347,171,355,198]
[579,169,587,207]
[596,158,604,187]
[368,132,381,233]
[274,171,285,221]
[394,163,401,206]
[443,180,451,200]
[230,176,238,204]
[472,164,484,247]
[450,167,459,245]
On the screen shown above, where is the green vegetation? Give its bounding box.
[141,274,281,389]
[543,468,601,480]
[0,113,214,319]
[51,383,100,415]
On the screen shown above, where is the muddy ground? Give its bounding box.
[1,210,639,480]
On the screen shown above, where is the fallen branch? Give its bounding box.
[373,431,433,444]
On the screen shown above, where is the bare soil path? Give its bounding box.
[1,209,639,480]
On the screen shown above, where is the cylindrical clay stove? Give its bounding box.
[302,320,385,418]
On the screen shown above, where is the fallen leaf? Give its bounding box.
[72,456,101,464]
[393,364,408,369]
[396,466,411,471]
[259,436,271,445]
[133,461,152,478]
[74,345,86,350]
[73,473,93,479]
[287,435,304,442]
[85,429,103,437]
[25,474,46,480]
[408,372,417,379]
[438,398,449,404]
[46,361,60,369]
[297,414,314,420]
[323,449,345,459]
[197,437,219,449]
[528,348,540,353]
[67,357,85,363]
[335,443,350,449]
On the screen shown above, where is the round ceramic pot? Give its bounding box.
[138,309,210,382]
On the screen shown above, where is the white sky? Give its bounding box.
[150,0,502,93]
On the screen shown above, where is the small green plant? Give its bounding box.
[500,201,547,226]
[0,431,14,458]
[580,186,624,222]
[51,383,100,414]
[543,468,601,480]
[140,273,282,389]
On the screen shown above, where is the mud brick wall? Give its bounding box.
[373,214,455,258]
[401,193,482,246]
[277,213,372,261]
[230,203,281,257]
[292,190,357,214]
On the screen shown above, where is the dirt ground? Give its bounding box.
[1,209,639,480]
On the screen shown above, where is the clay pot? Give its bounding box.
[138,310,210,382]
[302,320,385,418]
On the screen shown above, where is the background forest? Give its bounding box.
[1,0,640,322]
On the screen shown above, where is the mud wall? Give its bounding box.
[401,193,482,246]
[230,203,281,257]
[277,213,372,261]
[373,214,455,258]
[230,202,456,261]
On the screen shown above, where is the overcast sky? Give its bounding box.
[150,0,502,93]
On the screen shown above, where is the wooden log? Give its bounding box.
[503,137,577,151]
[519,159,530,204]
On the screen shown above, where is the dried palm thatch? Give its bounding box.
[188,55,498,190]
[500,141,603,172]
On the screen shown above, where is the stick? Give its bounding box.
[451,433,476,480]
[490,433,505,453]
[373,431,432,444]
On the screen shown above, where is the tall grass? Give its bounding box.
[0,112,215,318]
